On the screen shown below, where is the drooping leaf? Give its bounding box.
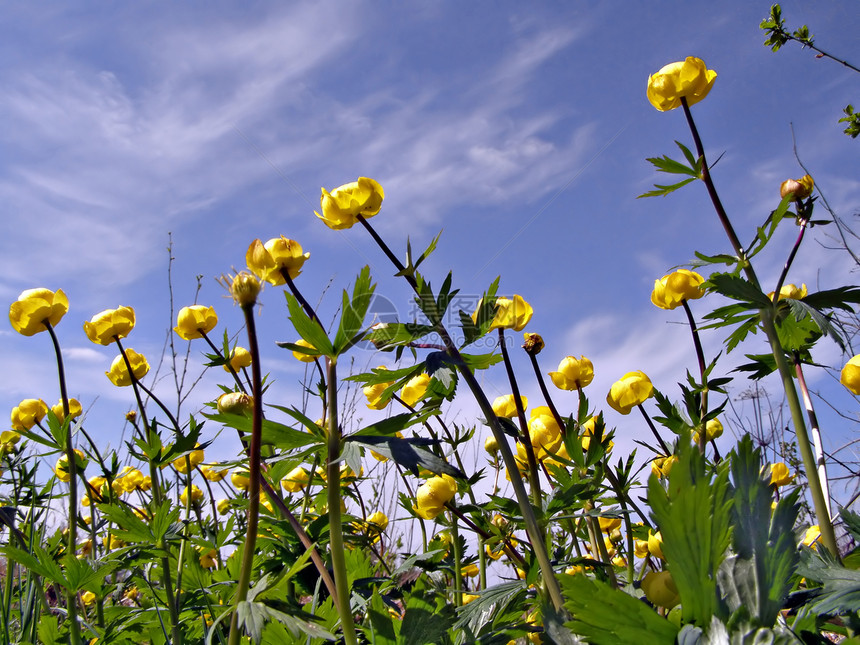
[345,434,463,478]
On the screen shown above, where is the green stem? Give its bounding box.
[681,300,709,452]
[793,353,832,520]
[227,302,264,645]
[325,358,358,645]
[680,97,838,556]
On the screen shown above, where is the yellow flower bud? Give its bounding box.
[173,305,218,341]
[173,445,205,474]
[641,571,680,609]
[228,271,260,307]
[484,435,500,455]
[413,474,457,520]
[549,356,594,391]
[606,371,654,415]
[216,392,253,415]
[491,394,527,418]
[281,466,310,493]
[779,175,814,201]
[106,350,150,387]
[11,398,48,431]
[400,373,431,407]
[651,269,705,310]
[841,355,860,395]
[224,346,252,372]
[768,283,807,302]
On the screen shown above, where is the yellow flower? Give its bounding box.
[413,474,458,520]
[366,511,389,532]
[216,392,253,415]
[606,371,654,415]
[123,586,139,602]
[651,455,676,479]
[118,468,145,492]
[484,435,500,454]
[291,338,319,362]
[201,464,228,482]
[246,237,311,285]
[363,374,393,410]
[768,283,807,302]
[462,593,480,605]
[651,269,705,310]
[173,305,217,341]
[780,175,814,201]
[84,306,136,345]
[11,398,48,431]
[0,430,21,454]
[841,355,860,395]
[641,571,680,609]
[693,418,724,444]
[199,547,218,568]
[55,449,86,482]
[106,534,125,550]
[315,177,385,230]
[462,563,479,578]
[647,57,717,112]
[173,444,205,474]
[528,406,562,459]
[224,346,252,372]
[549,356,594,391]
[78,539,93,558]
[180,485,204,506]
[51,398,82,423]
[769,462,794,487]
[579,416,613,453]
[216,499,231,513]
[492,394,527,418]
[474,295,533,332]
[9,288,69,336]
[484,539,518,561]
[802,525,821,549]
[400,373,431,407]
[231,469,250,491]
[598,516,622,533]
[634,539,649,559]
[106,349,150,387]
[647,530,664,559]
[81,590,97,606]
[281,466,310,493]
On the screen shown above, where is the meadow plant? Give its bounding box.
[4,44,860,645]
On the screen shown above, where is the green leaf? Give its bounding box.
[283,292,334,357]
[706,273,773,308]
[637,177,697,199]
[37,615,62,645]
[346,435,463,478]
[645,154,701,177]
[774,306,822,351]
[560,574,678,644]
[364,323,436,349]
[205,412,318,451]
[1,544,68,587]
[333,266,375,355]
[648,437,732,626]
[797,548,860,615]
[401,591,455,644]
[365,589,398,645]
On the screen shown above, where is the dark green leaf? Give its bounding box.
[283,292,334,357]
[637,177,698,199]
[706,273,773,308]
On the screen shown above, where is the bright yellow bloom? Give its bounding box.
[606,371,654,415]
[51,398,82,423]
[106,349,150,387]
[528,406,562,459]
[651,455,676,479]
[315,177,384,230]
[768,283,807,302]
[641,571,680,609]
[462,563,479,578]
[474,295,533,332]
[246,237,310,285]
[400,373,431,407]
[216,392,253,415]
[55,449,86,482]
[414,474,457,520]
[647,530,664,559]
[224,346,252,372]
[173,444,205,474]
[201,464,228,482]
[291,338,319,362]
[118,467,145,492]
[462,593,480,605]
[106,534,125,550]
[81,590,97,606]
[281,466,310,492]
[634,539,649,559]
[0,430,21,454]
[549,356,594,391]
[181,485,204,506]
[232,469,251,491]
[84,306,136,345]
[199,547,218,568]
[11,398,48,431]
[123,586,139,602]
[693,418,724,444]
[366,511,389,532]
[173,305,217,341]
[363,374,393,410]
[492,394,527,418]
[841,355,860,395]
[769,462,794,487]
[647,57,717,112]
[227,271,260,307]
[216,499,231,513]
[9,288,69,336]
[780,175,814,201]
[598,516,622,533]
[802,525,821,549]
[651,269,705,310]
[579,416,613,453]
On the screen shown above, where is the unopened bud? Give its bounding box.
[484,435,500,455]
[522,333,544,356]
[229,271,261,306]
[779,174,814,201]
[217,392,253,415]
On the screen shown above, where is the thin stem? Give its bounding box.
[793,353,832,521]
[681,300,709,452]
[637,404,671,456]
[773,219,808,300]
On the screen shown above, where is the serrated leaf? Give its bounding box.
[284,292,334,357]
[364,323,436,349]
[561,574,678,644]
[645,154,701,177]
[706,273,773,308]
[333,266,375,355]
[401,592,455,644]
[637,177,698,199]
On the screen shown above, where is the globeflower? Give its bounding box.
[291,338,319,363]
[172,444,205,474]
[106,350,150,387]
[413,474,458,520]
[84,306,136,345]
[363,369,393,410]
[693,418,724,444]
[11,398,49,431]
[246,237,310,285]
[769,462,794,487]
[841,355,860,395]
[768,283,807,302]
[641,571,679,609]
[606,371,654,414]
[51,398,82,423]
[400,373,431,407]
[780,175,814,201]
[231,469,251,491]
[282,466,310,493]
[315,177,384,230]
[474,295,533,332]
[492,394,527,418]
[224,346,252,372]
[180,485,204,506]
[528,406,562,459]
[173,305,218,340]
[201,464,228,482]
[9,288,69,336]
[55,449,87,482]
[651,269,705,310]
[647,57,717,112]
[216,392,253,415]
[228,271,261,307]
[549,355,594,390]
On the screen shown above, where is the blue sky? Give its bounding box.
[2,2,859,507]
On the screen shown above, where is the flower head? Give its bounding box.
[522,333,544,355]
[282,466,310,493]
[694,418,724,444]
[174,305,217,340]
[228,272,261,307]
[651,269,705,310]
[606,371,654,415]
[217,392,253,415]
[231,469,250,491]
[224,346,252,372]
[84,306,135,345]
[291,338,319,362]
[173,444,205,474]
[528,406,562,459]
[9,288,68,336]
[246,237,310,285]
[55,449,87,482]
[315,177,384,230]
[492,394,527,419]
[841,355,860,395]
[474,295,533,332]
[414,474,458,520]
[769,462,794,487]
[106,350,150,387]
[400,373,431,407]
[201,464,228,482]
[768,283,807,302]
[363,374,393,410]
[780,175,814,201]
[647,57,717,112]
[180,485,204,506]
[549,356,594,391]
[11,398,48,431]
[641,571,679,609]
[51,399,82,423]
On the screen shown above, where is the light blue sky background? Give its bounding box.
[2,2,858,510]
